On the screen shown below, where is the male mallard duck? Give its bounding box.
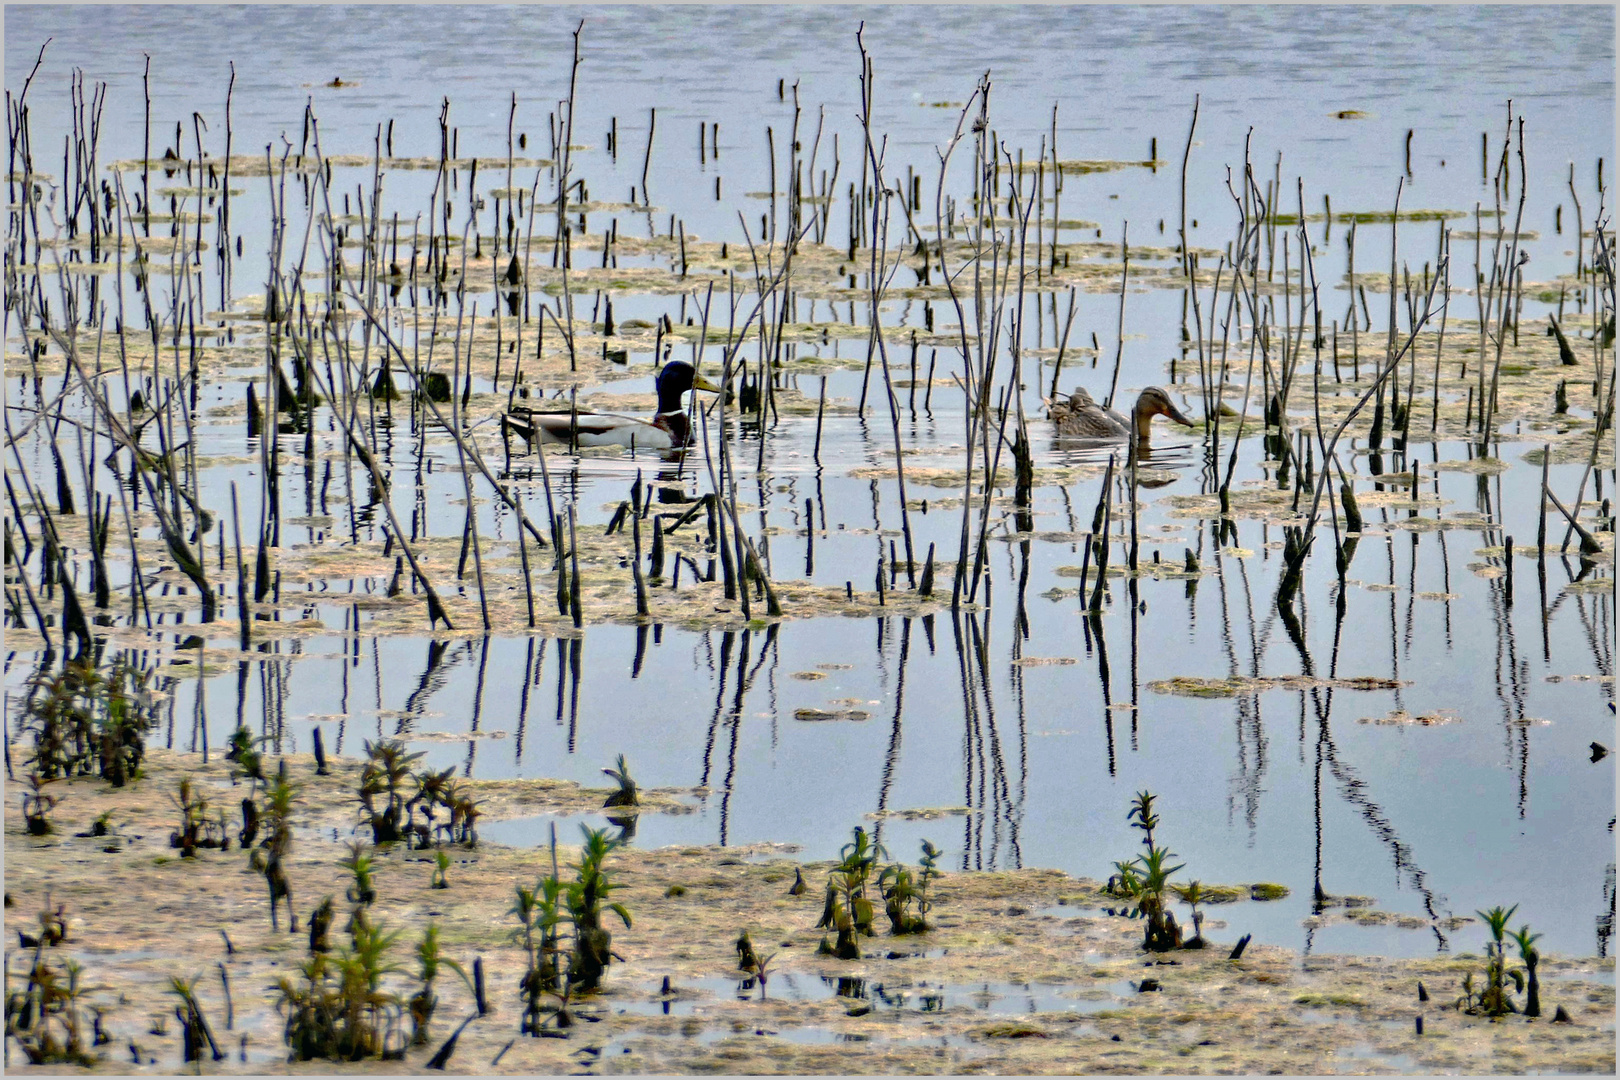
[1048,386,1194,442]
[502,360,722,451]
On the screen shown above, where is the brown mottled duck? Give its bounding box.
[1048,386,1194,443]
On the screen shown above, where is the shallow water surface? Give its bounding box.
[3,5,1614,968]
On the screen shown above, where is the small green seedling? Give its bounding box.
[225,726,263,786]
[342,841,378,906]
[87,809,115,838]
[879,841,943,936]
[1511,924,1543,1018]
[565,826,632,993]
[408,765,456,848]
[431,850,450,890]
[511,877,564,1035]
[21,772,59,836]
[167,974,223,1063]
[169,777,207,855]
[1172,880,1208,948]
[442,779,480,848]
[407,923,471,1046]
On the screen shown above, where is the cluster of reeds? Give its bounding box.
[168,775,231,857]
[273,906,407,1060]
[512,825,631,1035]
[4,896,100,1064]
[246,775,299,929]
[1104,791,1205,953]
[813,827,942,959]
[814,826,885,958]
[4,952,97,1066]
[20,655,156,787]
[880,839,943,935]
[276,820,473,1059]
[357,738,479,849]
[19,771,60,836]
[1454,904,1548,1020]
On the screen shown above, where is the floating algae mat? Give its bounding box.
[3,5,1614,1075]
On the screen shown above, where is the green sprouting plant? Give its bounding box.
[1456,970,1478,1013]
[815,826,888,958]
[510,827,633,1035]
[87,809,115,838]
[167,974,223,1063]
[343,841,378,907]
[23,657,158,787]
[4,955,98,1065]
[880,840,943,935]
[225,725,264,786]
[1106,858,1143,900]
[1135,845,1186,952]
[308,896,334,955]
[1511,924,1543,1018]
[878,864,925,935]
[1460,904,1522,1018]
[407,765,457,847]
[920,839,942,877]
[23,661,100,780]
[260,776,298,848]
[1127,790,1160,848]
[511,877,565,1035]
[431,850,451,890]
[407,924,470,1047]
[441,779,480,848]
[20,772,60,836]
[96,658,155,787]
[1105,791,1194,951]
[357,739,424,845]
[249,777,298,931]
[601,754,639,808]
[1172,880,1208,948]
[566,826,632,993]
[169,776,208,856]
[274,908,406,1061]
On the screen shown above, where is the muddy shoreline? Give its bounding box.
[5,749,1612,1075]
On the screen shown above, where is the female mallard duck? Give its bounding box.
[502,360,722,451]
[1048,385,1194,442]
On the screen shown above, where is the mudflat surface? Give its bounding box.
[5,749,1613,1075]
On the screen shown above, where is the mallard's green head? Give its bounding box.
[655,360,722,414]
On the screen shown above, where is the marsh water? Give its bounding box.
[4,4,1615,962]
